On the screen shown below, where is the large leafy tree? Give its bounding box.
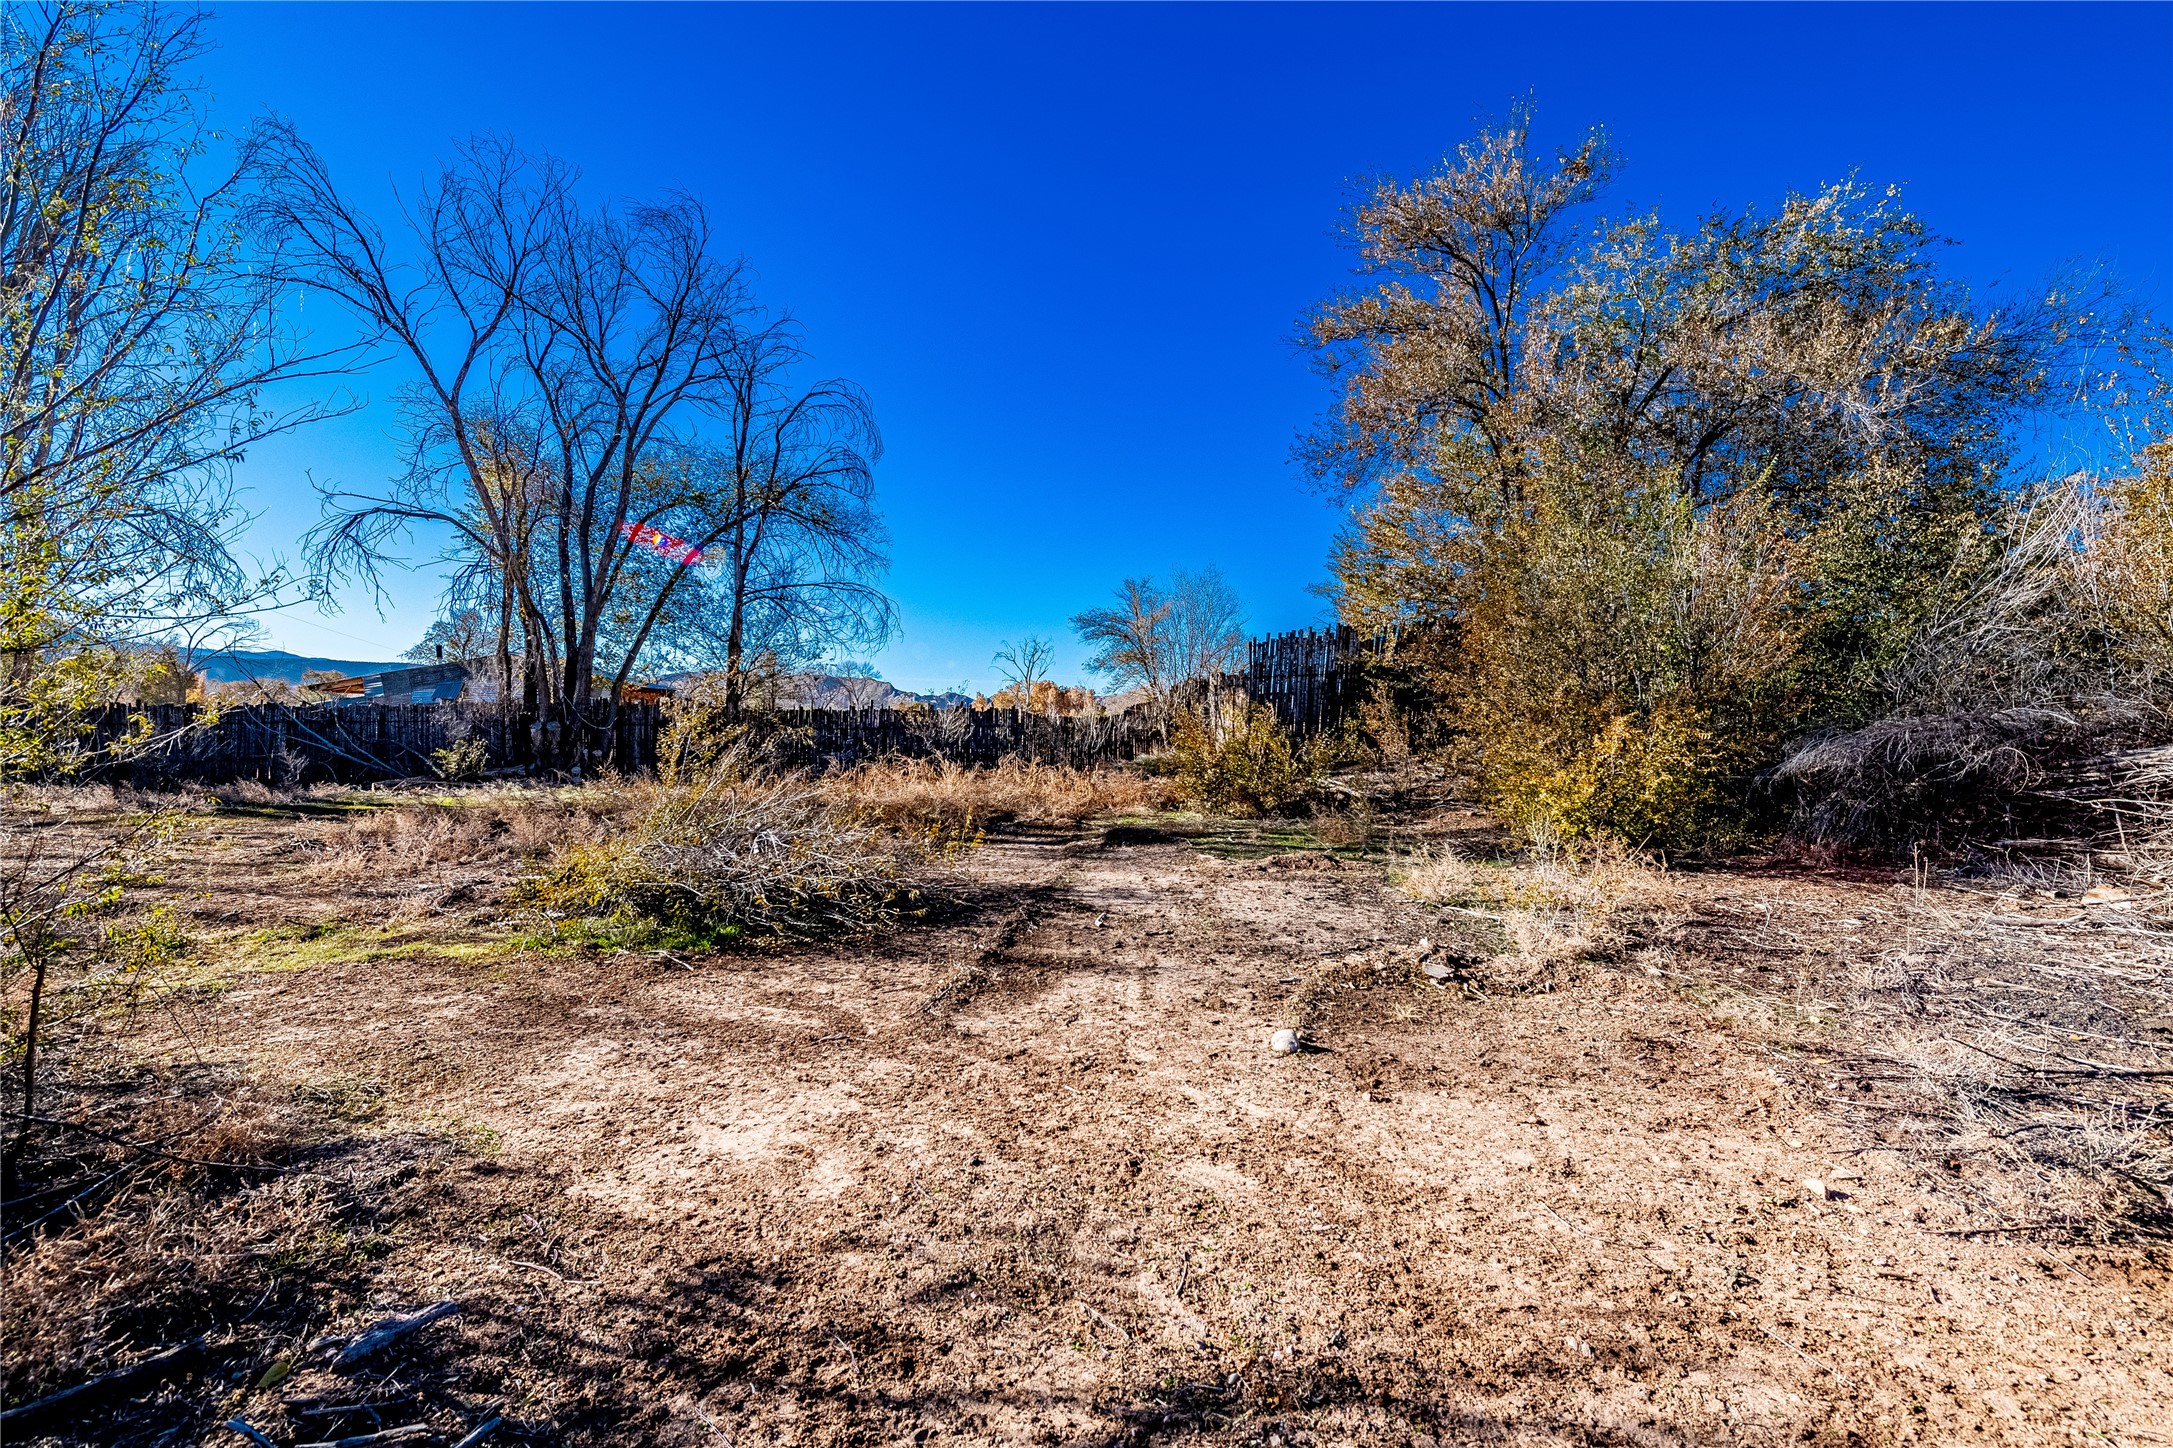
[1311,108,2109,732]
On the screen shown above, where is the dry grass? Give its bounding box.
[1391,840,1670,992]
[300,787,625,883]
[821,757,1176,842]
[1,1072,332,1404]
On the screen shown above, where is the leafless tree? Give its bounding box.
[992,636,1054,712]
[251,127,573,715]
[1073,568,1244,701]
[608,327,894,719]
[1166,567,1247,681]
[833,663,895,711]
[257,130,885,763]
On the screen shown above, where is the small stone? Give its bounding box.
[1416,936,1434,957]
[1270,1028,1301,1054]
[1803,1177,1829,1200]
[1424,961,1454,981]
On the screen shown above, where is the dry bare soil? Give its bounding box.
[6,790,2170,1447]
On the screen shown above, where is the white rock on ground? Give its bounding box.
[1269,1028,1301,1054]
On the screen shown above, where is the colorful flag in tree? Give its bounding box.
[620,520,705,567]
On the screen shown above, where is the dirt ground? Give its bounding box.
[6,790,2171,1447]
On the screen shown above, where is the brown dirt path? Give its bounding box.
[48,825,2173,1445]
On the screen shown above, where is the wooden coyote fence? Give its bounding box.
[55,627,1385,785]
[1226,626,1390,733]
[757,706,1165,768]
[64,701,1154,784]
[74,702,663,786]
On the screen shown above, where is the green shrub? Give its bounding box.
[1170,702,1323,817]
[431,738,489,782]
[1436,446,1800,853]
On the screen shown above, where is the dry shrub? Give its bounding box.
[822,757,1174,842]
[1681,879,2173,1238]
[2,781,124,814]
[530,756,915,943]
[1393,840,1665,991]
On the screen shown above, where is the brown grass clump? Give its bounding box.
[1393,840,1668,991]
[822,758,1175,842]
[302,788,624,882]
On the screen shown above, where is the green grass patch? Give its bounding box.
[177,921,523,984]
[507,913,746,957]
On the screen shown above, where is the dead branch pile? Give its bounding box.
[1776,476,2169,851]
[1773,705,2151,849]
[1669,881,2173,1238]
[531,762,917,938]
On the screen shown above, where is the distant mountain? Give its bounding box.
[192,649,402,685]
[776,672,972,711]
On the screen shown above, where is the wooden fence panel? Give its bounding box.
[58,626,1383,786]
[75,702,661,786]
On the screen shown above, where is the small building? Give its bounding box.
[313,662,472,706]
[314,661,676,707]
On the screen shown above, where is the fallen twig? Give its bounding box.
[13,1113,286,1172]
[506,1257,596,1284]
[294,1426,438,1448]
[0,1338,205,1428]
[452,1416,503,1448]
[291,1396,417,1420]
[225,1420,279,1447]
[826,1328,863,1388]
[333,1301,460,1366]
[1080,1301,1132,1344]
[1756,1322,1851,1386]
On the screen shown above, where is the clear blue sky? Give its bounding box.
[204,2,2173,691]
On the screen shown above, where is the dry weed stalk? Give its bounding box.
[822,757,1173,842]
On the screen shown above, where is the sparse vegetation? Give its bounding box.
[5,5,2170,1442]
